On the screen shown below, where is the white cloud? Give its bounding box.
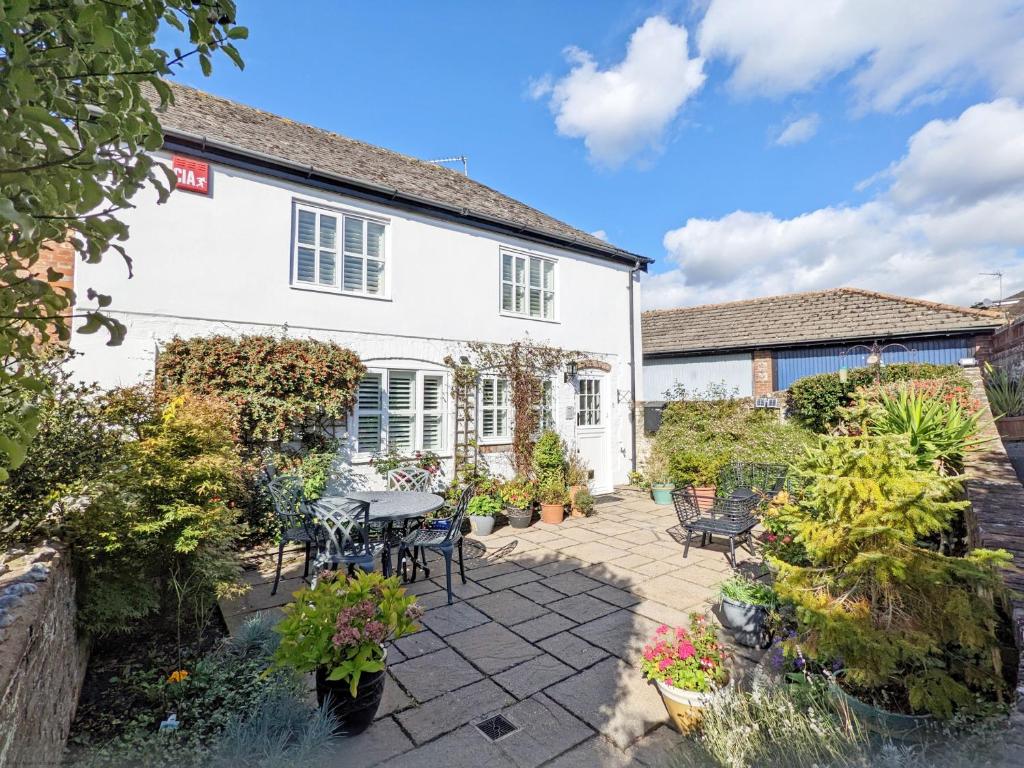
[533,16,705,167]
[644,99,1024,310]
[591,229,609,241]
[698,0,1024,112]
[774,114,820,146]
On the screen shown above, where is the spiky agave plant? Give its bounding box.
[982,363,1024,419]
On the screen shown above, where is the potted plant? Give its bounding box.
[572,488,595,518]
[565,452,590,512]
[645,451,675,505]
[532,430,566,486]
[500,477,535,529]
[641,613,728,734]
[718,576,777,648]
[467,492,501,536]
[273,570,421,735]
[537,476,568,525]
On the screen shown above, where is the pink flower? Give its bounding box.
[664,678,674,687]
[658,658,673,672]
[766,533,778,543]
[782,535,792,544]
[675,627,688,641]
[677,641,696,660]
[656,624,669,636]
[700,656,713,669]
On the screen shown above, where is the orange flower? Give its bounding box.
[167,669,189,684]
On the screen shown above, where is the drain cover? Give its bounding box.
[475,714,518,742]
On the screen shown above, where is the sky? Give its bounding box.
[164,1,1024,310]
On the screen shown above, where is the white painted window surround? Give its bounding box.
[500,249,556,321]
[352,370,446,458]
[292,201,388,298]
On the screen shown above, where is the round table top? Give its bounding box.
[335,490,444,520]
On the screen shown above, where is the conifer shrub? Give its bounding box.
[770,434,1011,718]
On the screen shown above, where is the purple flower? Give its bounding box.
[794,656,806,670]
[363,620,389,644]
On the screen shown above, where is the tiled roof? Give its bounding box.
[642,287,1003,356]
[148,82,648,267]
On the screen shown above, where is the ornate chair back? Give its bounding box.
[716,497,759,529]
[267,474,313,539]
[672,486,701,525]
[387,466,431,492]
[308,498,374,569]
[443,484,475,544]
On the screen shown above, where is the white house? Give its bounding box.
[69,83,651,493]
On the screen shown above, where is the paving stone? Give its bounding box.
[531,557,586,577]
[469,591,548,625]
[384,724,516,768]
[492,654,575,699]
[419,601,490,637]
[632,573,710,610]
[427,575,491,598]
[325,715,413,768]
[610,552,654,571]
[548,593,619,623]
[630,600,707,634]
[477,569,543,591]
[577,563,649,590]
[558,541,629,564]
[510,612,577,642]
[392,629,446,659]
[630,560,679,578]
[402,578,442,596]
[389,648,483,702]
[571,609,660,662]
[543,571,606,596]
[587,521,635,536]
[469,561,525,581]
[220,576,300,616]
[511,581,566,605]
[558,526,606,543]
[636,543,684,561]
[587,584,641,608]
[538,631,610,670]
[396,678,513,744]
[222,606,285,636]
[546,657,667,749]
[615,529,662,546]
[545,736,635,768]
[490,693,594,767]
[446,621,542,674]
[376,673,413,718]
[675,563,730,588]
[628,725,687,766]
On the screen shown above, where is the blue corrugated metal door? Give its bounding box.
[776,336,975,390]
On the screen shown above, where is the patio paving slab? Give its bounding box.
[476,569,543,591]
[383,723,516,768]
[531,557,587,577]
[587,584,641,608]
[557,541,630,564]
[465,561,523,581]
[545,736,635,768]
[570,609,660,663]
[509,611,577,642]
[328,716,412,768]
[490,693,595,768]
[537,631,609,671]
[511,581,566,605]
[545,656,667,749]
[395,678,513,745]
[391,629,447,659]
[492,653,575,699]
[628,725,689,766]
[389,647,483,702]
[376,674,413,718]
[469,591,548,625]
[418,601,490,637]
[548,593,619,623]
[445,621,542,675]
[542,571,606,596]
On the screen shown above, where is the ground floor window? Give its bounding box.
[479,375,511,442]
[353,369,446,455]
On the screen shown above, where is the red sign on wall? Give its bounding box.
[172,155,210,195]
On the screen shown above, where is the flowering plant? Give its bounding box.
[273,570,422,697]
[758,491,808,565]
[640,613,728,692]
[369,447,443,479]
[499,476,535,510]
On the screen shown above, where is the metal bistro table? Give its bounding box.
[334,490,444,578]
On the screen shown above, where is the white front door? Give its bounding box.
[575,375,611,494]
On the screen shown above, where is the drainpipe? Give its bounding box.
[628,259,641,474]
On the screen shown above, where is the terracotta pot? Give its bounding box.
[655,679,715,734]
[996,415,1024,441]
[693,485,716,512]
[540,502,565,525]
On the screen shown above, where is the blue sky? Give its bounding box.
[166,1,1024,309]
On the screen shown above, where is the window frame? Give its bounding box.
[478,374,512,444]
[576,377,602,428]
[291,200,391,301]
[499,248,558,322]
[351,369,449,460]
[535,378,556,435]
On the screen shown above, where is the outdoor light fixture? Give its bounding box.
[564,360,578,383]
[459,355,470,366]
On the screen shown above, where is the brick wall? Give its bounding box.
[0,544,89,768]
[986,318,1024,373]
[751,350,774,398]
[961,366,1024,712]
[36,240,76,299]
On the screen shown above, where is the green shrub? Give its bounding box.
[787,363,965,432]
[719,576,778,608]
[499,477,535,510]
[573,488,595,515]
[532,429,566,485]
[983,363,1024,417]
[467,493,502,516]
[537,476,568,505]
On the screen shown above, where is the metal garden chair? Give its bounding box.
[308,498,383,582]
[266,474,318,595]
[386,466,431,491]
[676,484,760,568]
[398,484,473,605]
[717,462,789,503]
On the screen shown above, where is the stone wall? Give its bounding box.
[986,317,1024,373]
[0,543,89,768]
[960,366,1024,711]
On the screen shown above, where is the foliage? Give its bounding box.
[652,386,812,487]
[719,576,778,608]
[771,434,1011,717]
[640,613,728,692]
[467,493,502,517]
[982,363,1024,418]
[565,452,590,486]
[499,477,535,510]
[370,447,442,481]
[759,491,809,564]
[0,0,245,483]
[863,386,983,473]
[463,339,579,475]
[787,364,966,432]
[273,571,421,697]
[62,388,246,635]
[0,365,120,545]
[573,488,595,515]
[532,429,566,485]
[537,476,569,505]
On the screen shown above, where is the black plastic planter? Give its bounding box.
[720,596,771,648]
[506,506,533,529]
[315,662,387,736]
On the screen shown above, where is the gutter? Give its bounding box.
[161,131,653,271]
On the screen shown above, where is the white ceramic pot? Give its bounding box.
[469,515,495,536]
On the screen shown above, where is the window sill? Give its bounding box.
[351,451,453,466]
[290,284,393,302]
[498,310,560,325]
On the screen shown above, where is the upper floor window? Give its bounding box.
[352,370,445,456]
[501,250,555,320]
[293,203,387,297]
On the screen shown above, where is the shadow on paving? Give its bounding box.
[222,492,764,768]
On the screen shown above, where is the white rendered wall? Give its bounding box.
[70,153,640,490]
[642,353,753,400]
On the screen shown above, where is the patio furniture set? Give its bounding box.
[671,462,789,567]
[265,466,471,605]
